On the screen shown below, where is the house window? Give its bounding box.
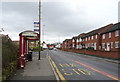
[79,45,82,49]
[115,41,119,48]
[88,43,91,47]
[91,36,93,40]
[72,44,74,48]
[83,39,84,41]
[102,43,105,48]
[96,35,97,39]
[115,30,119,37]
[86,37,87,41]
[111,42,113,48]
[72,39,74,42]
[91,43,93,47]
[76,45,79,49]
[85,44,88,48]
[77,39,79,42]
[109,32,111,38]
[79,38,82,42]
[102,34,105,39]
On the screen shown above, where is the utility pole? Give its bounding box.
[38,0,41,60]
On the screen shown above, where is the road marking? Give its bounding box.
[59,64,64,67]
[69,63,76,67]
[78,69,86,75]
[66,64,70,67]
[60,63,93,76]
[59,63,76,67]
[47,55,60,81]
[48,56,66,82]
[62,69,73,76]
[72,69,80,75]
[73,60,120,81]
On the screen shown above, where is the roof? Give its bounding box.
[101,22,120,34]
[72,36,77,40]
[63,39,71,43]
[77,33,85,39]
[19,30,39,40]
[83,24,113,38]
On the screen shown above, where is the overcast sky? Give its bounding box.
[1,0,120,43]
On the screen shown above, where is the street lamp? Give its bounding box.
[38,0,41,60]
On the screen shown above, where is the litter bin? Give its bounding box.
[28,49,32,61]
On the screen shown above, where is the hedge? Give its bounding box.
[2,36,19,81]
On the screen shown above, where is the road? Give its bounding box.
[47,49,119,81]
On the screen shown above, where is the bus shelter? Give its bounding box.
[19,30,39,68]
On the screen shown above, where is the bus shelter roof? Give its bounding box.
[19,30,39,40]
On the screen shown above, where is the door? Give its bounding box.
[94,43,96,50]
[106,43,110,51]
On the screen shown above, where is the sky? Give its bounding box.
[1,0,120,43]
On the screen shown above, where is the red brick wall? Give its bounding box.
[68,40,72,48]
[101,30,120,52]
[61,49,120,59]
[82,34,99,50]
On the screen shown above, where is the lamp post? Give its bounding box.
[38,0,41,60]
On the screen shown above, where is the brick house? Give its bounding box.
[61,40,66,49]
[76,33,85,49]
[100,22,120,52]
[62,39,71,49]
[82,24,113,50]
[60,22,120,59]
[72,36,77,49]
[67,39,72,49]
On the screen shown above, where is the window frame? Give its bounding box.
[109,32,111,38]
[102,43,105,49]
[102,34,105,39]
[115,30,119,37]
[115,41,119,48]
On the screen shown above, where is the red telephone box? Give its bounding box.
[19,30,39,68]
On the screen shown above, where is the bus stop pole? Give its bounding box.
[38,0,41,60]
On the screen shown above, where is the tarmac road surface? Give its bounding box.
[48,49,119,82]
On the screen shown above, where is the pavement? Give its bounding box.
[10,50,57,81]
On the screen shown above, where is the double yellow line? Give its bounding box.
[48,56,67,82]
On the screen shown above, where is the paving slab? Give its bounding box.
[10,51,56,80]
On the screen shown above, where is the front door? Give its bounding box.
[106,43,110,51]
[94,43,96,50]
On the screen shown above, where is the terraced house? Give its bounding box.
[82,24,113,50]
[61,22,120,59]
[76,33,85,49]
[72,36,77,49]
[100,22,120,58]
